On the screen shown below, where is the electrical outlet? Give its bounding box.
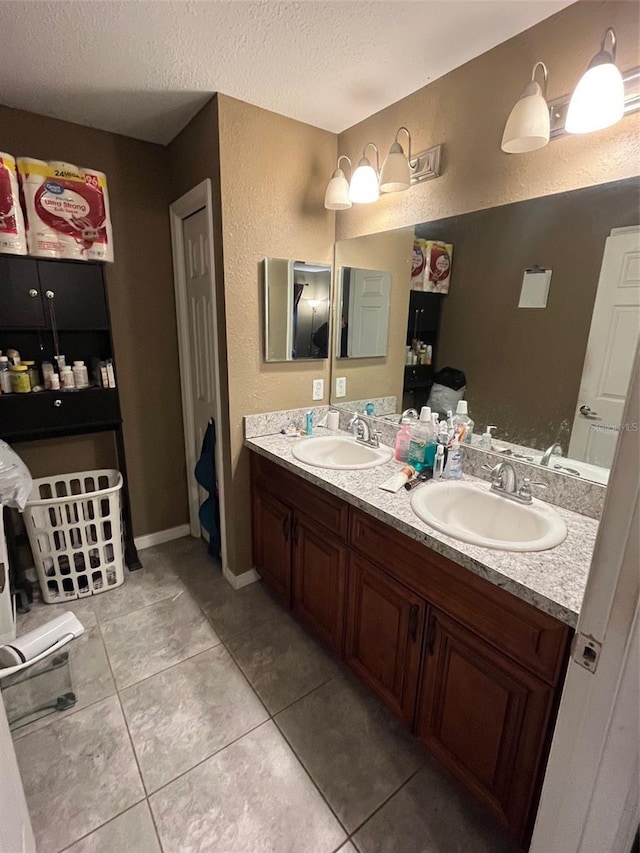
[335,377,346,398]
[312,378,324,401]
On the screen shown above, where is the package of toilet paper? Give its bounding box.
[17,158,114,262]
[0,152,27,256]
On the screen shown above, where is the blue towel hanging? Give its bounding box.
[194,419,221,559]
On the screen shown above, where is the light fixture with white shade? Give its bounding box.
[501,61,550,154]
[348,143,380,204]
[379,127,416,192]
[566,27,624,134]
[324,155,352,210]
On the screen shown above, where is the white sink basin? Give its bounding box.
[410,480,567,552]
[292,435,393,470]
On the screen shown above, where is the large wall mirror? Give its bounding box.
[264,258,331,361]
[330,177,640,485]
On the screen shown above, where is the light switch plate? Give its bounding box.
[312,379,324,401]
[335,377,346,398]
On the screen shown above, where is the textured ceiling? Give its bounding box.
[0,0,572,144]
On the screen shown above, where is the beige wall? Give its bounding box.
[336,0,640,242]
[0,105,188,538]
[333,228,414,403]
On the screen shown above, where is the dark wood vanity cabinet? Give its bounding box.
[250,452,571,842]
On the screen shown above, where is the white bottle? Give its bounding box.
[60,367,75,390]
[0,357,11,393]
[443,439,463,479]
[72,360,89,389]
[481,425,497,450]
[453,400,474,444]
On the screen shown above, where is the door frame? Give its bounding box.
[169,179,228,572]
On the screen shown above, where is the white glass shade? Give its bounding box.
[379,141,411,192]
[348,157,379,203]
[324,168,352,210]
[565,61,624,134]
[501,82,550,153]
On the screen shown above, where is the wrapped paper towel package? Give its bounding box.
[0,152,27,256]
[17,158,114,262]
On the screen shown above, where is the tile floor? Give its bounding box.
[6,537,520,853]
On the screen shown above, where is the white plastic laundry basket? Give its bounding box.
[23,469,124,603]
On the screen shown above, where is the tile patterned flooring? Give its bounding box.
[8,537,519,853]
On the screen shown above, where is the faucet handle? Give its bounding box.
[519,477,547,499]
[481,462,502,485]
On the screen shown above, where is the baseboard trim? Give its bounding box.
[134,524,191,551]
[223,565,260,590]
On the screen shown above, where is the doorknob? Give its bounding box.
[28,288,39,298]
[579,405,599,419]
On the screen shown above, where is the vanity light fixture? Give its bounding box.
[501,62,550,153]
[324,155,352,210]
[565,27,625,134]
[379,127,415,192]
[349,143,380,204]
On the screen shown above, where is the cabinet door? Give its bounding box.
[0,257,45,328]
[37,261,108,330]
[416,609,553,840]
[252,486,292,606]
[344,554,426,725]
[292,515,347,654]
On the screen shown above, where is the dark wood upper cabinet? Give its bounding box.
[0,257,46,328]
[37,260,108,330]
[416,608,553,838]
[251,485,292,607]
[345,553,426,726]
[292,516,347,654]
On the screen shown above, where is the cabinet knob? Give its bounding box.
[45,290,55,299]
[28,288,39,298]
[53,399,63,408]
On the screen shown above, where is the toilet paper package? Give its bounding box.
[0,152,27,256]
[17,158,114,262]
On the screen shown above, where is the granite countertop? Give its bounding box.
[245,431,600,628]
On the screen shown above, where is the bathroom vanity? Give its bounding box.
[247,434,598,843]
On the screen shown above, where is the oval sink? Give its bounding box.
[292,435,393,470]
[410,480,567,552]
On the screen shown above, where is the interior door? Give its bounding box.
[0,696,35,853]
[568,228,640,467]
[181,208,217,536]
[347,268,391,357]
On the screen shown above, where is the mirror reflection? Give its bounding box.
[336,267,391,358]
[264,258,331,361]
[331,178,640,483]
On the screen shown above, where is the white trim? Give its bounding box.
[134,524,191,551]
[169,180,229,575]
[223,566,260,590]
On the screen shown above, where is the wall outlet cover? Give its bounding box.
[335,377,346,398]
[312,378,324,400]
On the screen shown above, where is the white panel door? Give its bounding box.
[347,269,391,357]
[568,228,640,468]
[0,696,35,853]
[182,208,217,531]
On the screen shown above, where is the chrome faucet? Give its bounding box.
[482,461,547,505]
[398,408,418,423]
[348,414,380,448]
[540,443,563,466]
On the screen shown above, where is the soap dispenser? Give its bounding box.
[481,425,497,450]
[443,439,463,479]
[453,400,474,444]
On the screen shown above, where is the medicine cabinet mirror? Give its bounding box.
[330,177,640,485]
[264,258,331,362]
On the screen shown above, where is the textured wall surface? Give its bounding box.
[0,104,188,537]
[336,0,640,242]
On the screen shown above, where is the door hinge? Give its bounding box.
[571,632,602,674]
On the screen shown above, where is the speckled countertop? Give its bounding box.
[246,431,600,628]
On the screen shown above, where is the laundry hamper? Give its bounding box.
[23,469,124,603]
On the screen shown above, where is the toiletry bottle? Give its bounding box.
[365,402,375,416]
[72,360,89,389]
[0,357,12,393]
[407,406,436,472]
[443,439,463,479]
[433,444,445,479]
[394,413,416,462]
[60,366,75,390]
[481,425,497,450]
[305,411,314,436]
[10,364,31,393]
[453,400,474,444]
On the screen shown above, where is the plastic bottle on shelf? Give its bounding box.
[60,367,76,390]
[0,357,12,393]
[72,361,89,389]
[10,364,31,393]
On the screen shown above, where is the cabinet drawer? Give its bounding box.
[349,509,570,685]
[251,454,349,540]
[0,389,120,440]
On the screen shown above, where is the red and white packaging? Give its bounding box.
[0,152,27,256]
[17,158,114,262]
